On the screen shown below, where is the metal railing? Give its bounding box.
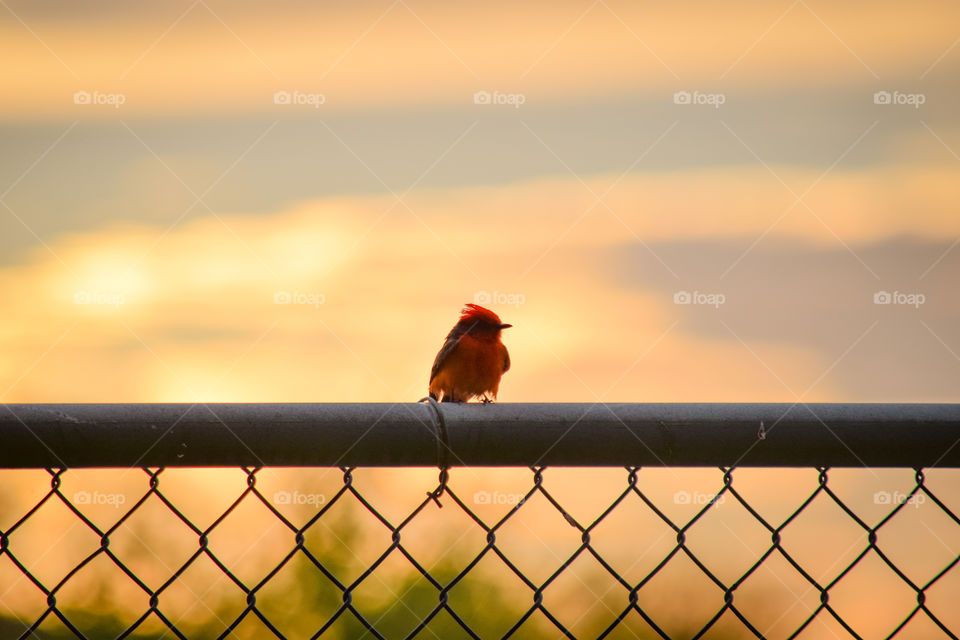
[0,403,958,639]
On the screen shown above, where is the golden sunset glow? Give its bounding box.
[1,1,959,638]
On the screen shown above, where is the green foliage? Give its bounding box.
[0,503,748,639]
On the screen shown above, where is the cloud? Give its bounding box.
[2,165,957,403]
[2,0,959,118]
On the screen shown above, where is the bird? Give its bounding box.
[428,303,511,403]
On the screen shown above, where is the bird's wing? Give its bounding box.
[429,328,464,382]
[503,345,510,373]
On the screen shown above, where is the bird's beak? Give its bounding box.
[499,323,512,329]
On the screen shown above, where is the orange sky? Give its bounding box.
[1,2,959,636]
[1,167,958,404]
[2,1,959,118]
[0,0,958,401]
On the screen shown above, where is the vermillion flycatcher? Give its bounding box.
[428,304,511,402]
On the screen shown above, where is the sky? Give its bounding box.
[1,1,959,637]
[1,0,959,405]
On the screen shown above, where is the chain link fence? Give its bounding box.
[1,403,958,639]
[1,464,958,639]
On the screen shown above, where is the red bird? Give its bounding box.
[428,304,512,403]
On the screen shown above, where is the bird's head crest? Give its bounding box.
[459,303,506,327]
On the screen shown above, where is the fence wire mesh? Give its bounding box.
[0,464,958,640]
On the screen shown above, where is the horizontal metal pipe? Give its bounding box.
[0,403,958,468]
